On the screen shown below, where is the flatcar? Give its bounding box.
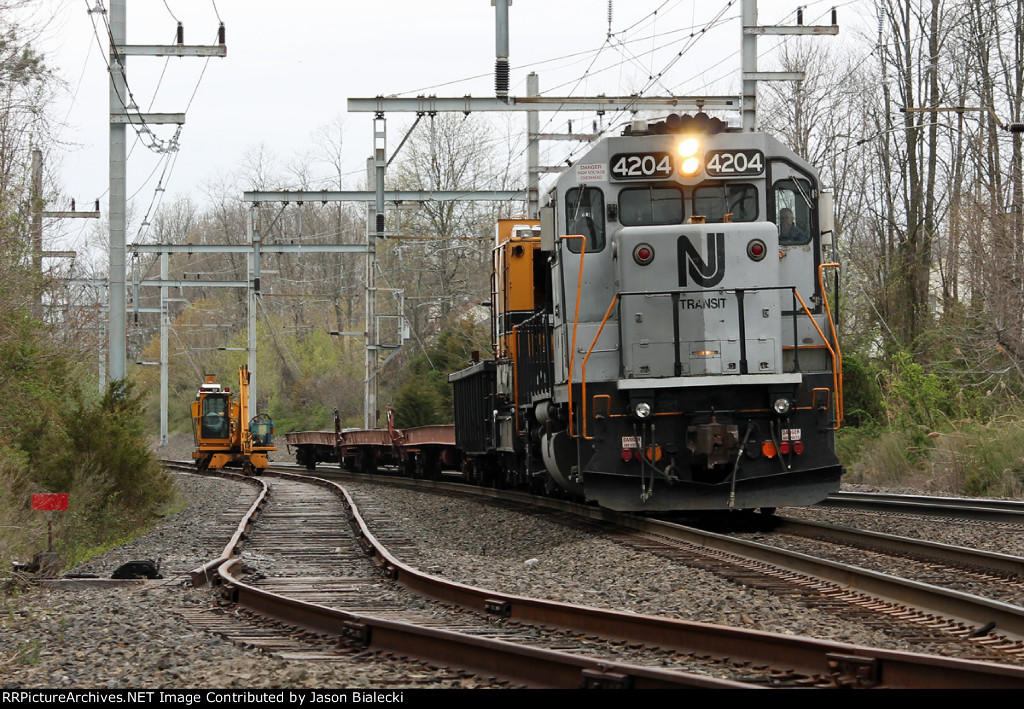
[191,366,276,474]
[449,112,843,512]
[284,407,459,478]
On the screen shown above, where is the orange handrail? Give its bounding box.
[561,235,586,437]
[579,294,620,440]
[817,262,843,425]
[791,286,842,430]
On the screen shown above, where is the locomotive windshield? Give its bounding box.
[692,183,758,223]
[619,186,684,226]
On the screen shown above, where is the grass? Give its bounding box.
[838,417,1024,497]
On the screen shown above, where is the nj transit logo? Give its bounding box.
[677,233,725,287]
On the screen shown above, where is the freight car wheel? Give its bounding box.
[359,450,377,475]
[416,451,441,481]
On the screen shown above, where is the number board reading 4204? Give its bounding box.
[704,149,764,177]
[610,152,674,180]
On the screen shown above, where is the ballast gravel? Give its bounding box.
[0,474,494,689]
[3,464,1023,689]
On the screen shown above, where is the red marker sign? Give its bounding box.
[31,494,68,511]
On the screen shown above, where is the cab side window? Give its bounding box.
[773,178,813,245]
[565,187,605,253]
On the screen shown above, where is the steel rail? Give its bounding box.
[244,469,1024,688]
[292,470,1024,668]
[204,471,752,689]
[822,491,1024,523]
[771,515,1024,579]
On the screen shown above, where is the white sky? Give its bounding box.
[22,0,869,249]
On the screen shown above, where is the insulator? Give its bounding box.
[176,22,183,45]
[495,59,510,98]
[375,213,385,233]
[218,23,226,45]
[797,7,803,25]
[254,276,260,292]
[1008,123,1024,133]
[832,7,838,25]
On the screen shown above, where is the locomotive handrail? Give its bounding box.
[790,287,842,429]
[510,309,554,434]
[601,284,841,424]
[560,234,586,439]
[578,294,620,440]
[818,262,843,426]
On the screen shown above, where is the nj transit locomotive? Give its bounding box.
[449,112,843,512]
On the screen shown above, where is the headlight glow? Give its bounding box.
[677,137,700,157]
[680,156,701,176]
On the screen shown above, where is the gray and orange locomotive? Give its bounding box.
[450,113,843,512]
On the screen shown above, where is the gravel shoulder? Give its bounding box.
[0,472,485,689]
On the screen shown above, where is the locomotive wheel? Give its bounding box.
[543,474,558,497]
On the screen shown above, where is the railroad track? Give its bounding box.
[287,463,1024,653]
[336,474,1024,663]
[168,463,1024,688]
[821,491,1024,523]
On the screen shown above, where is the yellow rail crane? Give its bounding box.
[191,365,275,474]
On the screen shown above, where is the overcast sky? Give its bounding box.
[24,0,867,249]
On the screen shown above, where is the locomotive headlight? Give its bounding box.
[677,137,700,158]
[633,402,653,419]
[772,397,792,415]
[677,137,701,175]
[680,156,701,176]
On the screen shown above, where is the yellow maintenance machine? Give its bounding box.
[492,218,543,360]
[191,366,275,474]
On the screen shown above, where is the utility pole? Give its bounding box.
[30,148,98,318]
[105,0,226,382]
[366,157,379,429]
[740,0,838,132]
